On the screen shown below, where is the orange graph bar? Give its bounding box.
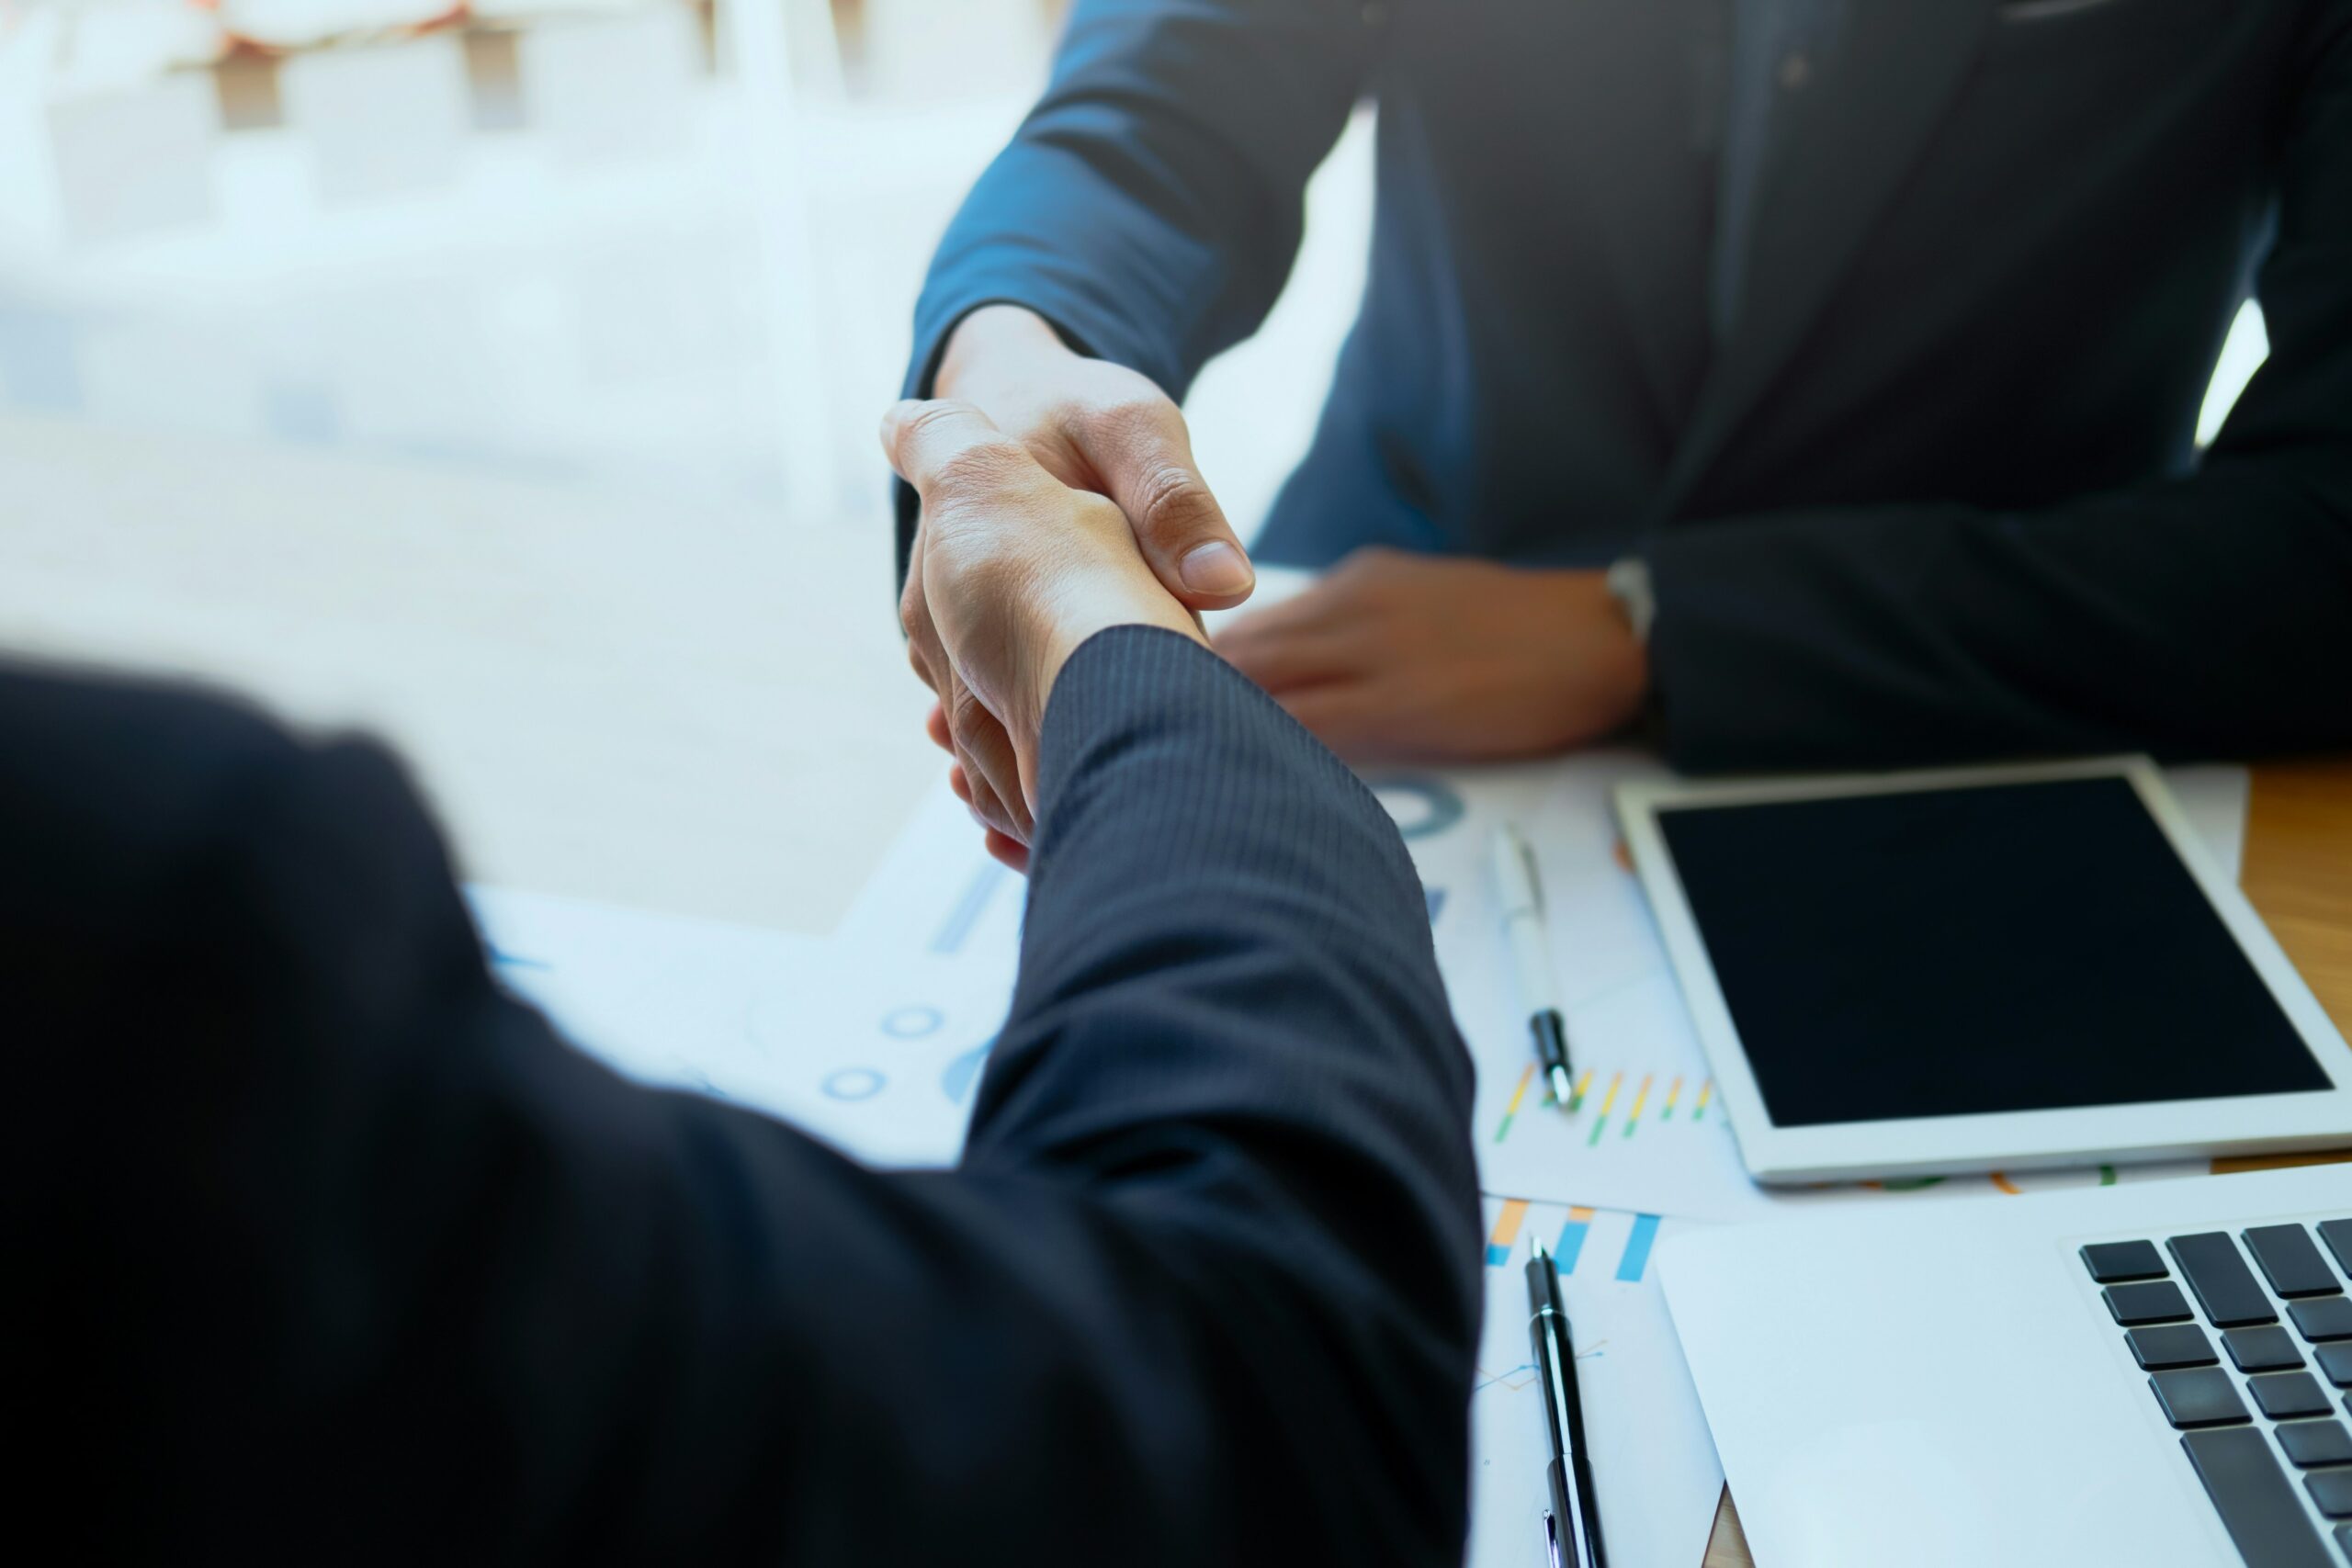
[1486,1199,1532,1266]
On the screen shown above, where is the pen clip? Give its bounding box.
[1510,832,1544,915]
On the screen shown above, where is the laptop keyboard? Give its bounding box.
[2083,1219,2352,1566]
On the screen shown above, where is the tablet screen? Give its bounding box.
[1656,776,2332,1128]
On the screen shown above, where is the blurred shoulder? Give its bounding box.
[0,659,465,969]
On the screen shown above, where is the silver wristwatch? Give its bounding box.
[1604,555,1657,646]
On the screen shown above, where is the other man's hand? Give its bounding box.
[1215,547,1649,764]
[884,399,1205,871]
[933,305,1256,606]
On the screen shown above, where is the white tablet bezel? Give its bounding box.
[1614,755,2352,1186]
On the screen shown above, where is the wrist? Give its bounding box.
[936,305,1072,402]
[1562,570,1651,722]
[1034,594,1207,718]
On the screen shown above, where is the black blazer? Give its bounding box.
[6,628,1480,1564]
[903,0,2352,769]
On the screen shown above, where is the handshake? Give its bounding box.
[885,385,1246,873]
[890,305,1653,872]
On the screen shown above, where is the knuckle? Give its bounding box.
[956,759,1012,827]
[899,398,978,443]
[1338,545,1403,590]
[959,770,1004,823]
[1131,463,1220,544]
[948,681,994,734]
[926,437,1029,498]
[1084,389,1170,434]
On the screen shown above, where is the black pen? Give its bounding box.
[1526,1235,1606,1568]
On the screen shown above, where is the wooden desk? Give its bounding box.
[1702,758,2352,1567]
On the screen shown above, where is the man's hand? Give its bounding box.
[934,305,1256,605]
[884,398,1205,871]
[1215,547,1649,764]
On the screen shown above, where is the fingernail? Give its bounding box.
[1180,541,1253,596]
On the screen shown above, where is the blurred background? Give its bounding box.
[0,0,2264,931]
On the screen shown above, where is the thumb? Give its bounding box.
[1091,403,1254,609]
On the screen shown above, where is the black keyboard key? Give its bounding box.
[2154,1367,2252,1427]
[2312,1469,2352,1519]
[2322,1221,2352,1278]
[2131,1325,2219,1370]
[2182,1426,2335,1567]
[2321,1344,2352,1388]
[2280,1421,2352,1469]
[2249,1225,2346,1298]
[2231,1325,2311,1372]
[2108,1280,2195,1325]
[2173,1232,2282,1326]
[2295,1298,2352,1342]
[2082,1239,2167,1282]
[2254,1372,2337,1420]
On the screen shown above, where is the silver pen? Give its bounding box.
[1490,824,1574,1106]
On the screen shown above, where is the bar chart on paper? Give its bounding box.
[1470,998,2217,1222]
[1447,908,1754,1219]
[1491,1064,1715,1149]
[1468,1197,1723,1568]
[1357,755,1763,1218]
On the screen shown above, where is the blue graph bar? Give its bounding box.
[1615,1213,1661,1282]
[931,861,1008,955]
[940,1037,995,1105]
[1554,1213,1591,1275]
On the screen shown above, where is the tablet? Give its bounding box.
[1614,757,2352,1186]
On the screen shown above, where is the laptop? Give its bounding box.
[1659,1164,2352,1567]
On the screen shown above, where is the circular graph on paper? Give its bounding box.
[1371,774,1466,841]
[821,1067,887,1102]
[881,1004,945,1039]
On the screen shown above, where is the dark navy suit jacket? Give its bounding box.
[904,0,2352,770]
[7,629,1479,1564]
